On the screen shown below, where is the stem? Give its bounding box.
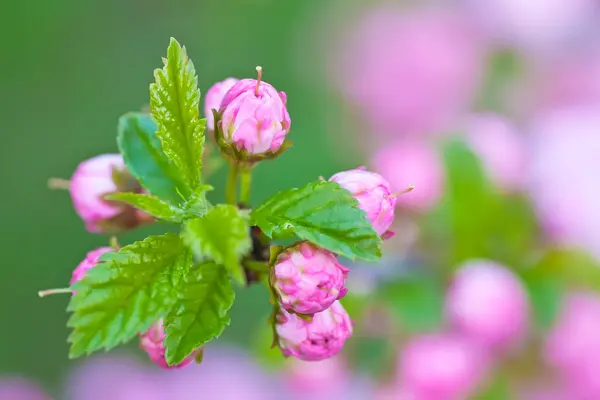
[255,66,263,96]
[239,168,252,204]
[226,163,238,205]
[38,288,72,298]
[244,260,269,273]
[47,178,71,190]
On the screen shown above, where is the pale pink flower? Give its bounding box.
[464,113,527,192]
[447,260,529,349]
[272,242,349,315]
[0,378,51,400]
[70,247,113,285]
[545,292,600,398]
[204,77,238,130]
[139,320,198,369]
[64,354,166,400]
[218,78,290,155]
[398,334,487,400]
[461,0,598,52]
[527,106,600,259]
[372,140,444,212]
[276,301,353,361]
[337,7,484,135]
[70,154,126,232]
[330,167,396,235]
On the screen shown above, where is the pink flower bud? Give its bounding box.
[139,320,199,369]
[447,260,529,349]
[272,242,349,315]
[204,78,238,131]
[69,154,149,233]
[0,378,51,400]
[218,77,291,156]
[276,300,353,361]
[464,113,526,192]
[372,140,443,212]
[398,334,487,400]
[329,167,396,236]
[545,292,600,398]
[70,247,114,286]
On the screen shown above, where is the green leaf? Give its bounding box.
[150,38,205,193]
[424,138,538,269]
[67,234,191,358]
[164,262,235,365]
[105,192,185,222]
[117,112,185,204]
[183,205,251,284]
[520,248,600,329]
[250,181,382,262]
[377,275,444,333]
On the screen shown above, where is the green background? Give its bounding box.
[1,0,350,393]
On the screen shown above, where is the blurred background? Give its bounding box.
[3,0,600,398]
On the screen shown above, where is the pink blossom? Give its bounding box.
[447,260,529,349]
[70,247,113,285]
[272,242,349,315]
[285,356,348,396]
[0,378,51,400]
[163,347,286,400]
[461,0,597,52]
[545,292,600,398]
[218,78,290,155]
[336,7,484,135]
[398,334,487,400]
[527,106,600,259]
[372,140,444,212]
[276,300,353,361]
[330,167,396,235]
[70,154,125,232]
[139,320,198,369]
[64,354,166,400]
[464,113,527,192]
[204,77,238,130]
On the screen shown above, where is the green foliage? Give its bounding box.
[105,192,185,222]
[183,205,251,284]
[150,38,206,194]
[164,262,235,365]
[425,138,538,269]
[351,336,395,378]
[117,112,184,204]
[521,248,600,329]
[67,234,191,358]
[378,275,445,333]
[251,181,382,262]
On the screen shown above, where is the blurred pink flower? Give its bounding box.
[534,47,600,112]
[464,113,527,192]
[163,347,285,400]
[337,7,484,136]
[64,348,287,400]
[461,0,598,52]
[545,292,600,399]
[372,140,444,212]
[447,259,529,349]
[527,106,600,258]
[64,354,166,400]
[398,334,487,400]
[0,378,51,400]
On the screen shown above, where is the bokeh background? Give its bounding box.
[4,0,600,398]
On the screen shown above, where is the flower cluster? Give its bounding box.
[40,38,400,371]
